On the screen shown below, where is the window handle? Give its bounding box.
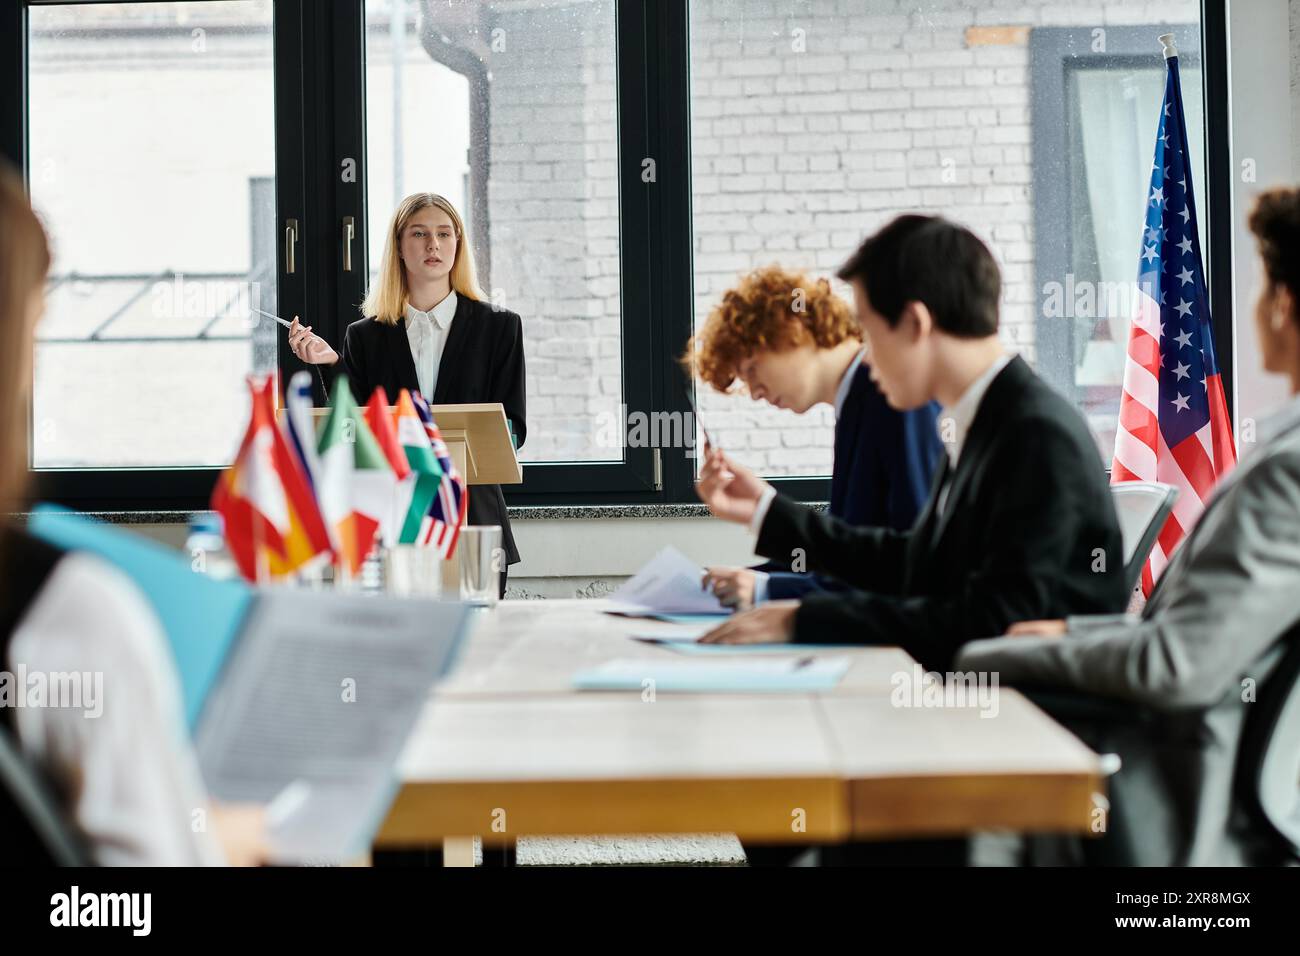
[342,216,355,272]
[285,218,299,275]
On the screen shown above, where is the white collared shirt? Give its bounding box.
[937,353,1012,470]
[405,291,458,401]
[833,348,867,420]
[934,353,1012,514]
[11,554,226,865]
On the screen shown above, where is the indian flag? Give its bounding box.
[393,389,444,544]
[316,377,395,575]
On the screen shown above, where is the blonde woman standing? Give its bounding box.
[290,193,526,593]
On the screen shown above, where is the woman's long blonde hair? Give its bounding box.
[361,192,486,324]
[0,162,50,513]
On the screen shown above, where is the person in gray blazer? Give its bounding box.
[957,186,1300,866]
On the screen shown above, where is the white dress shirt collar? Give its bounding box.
[938,353,1013,468]
[833,348,867,421]
[406,290,457,331]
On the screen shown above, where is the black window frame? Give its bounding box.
[1,0,1232,513]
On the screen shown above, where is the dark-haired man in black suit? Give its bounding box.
[696,214,1129,671]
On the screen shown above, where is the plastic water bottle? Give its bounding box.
[186,513,239,581]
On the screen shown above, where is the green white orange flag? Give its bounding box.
[393,389,444,544]
[316,377,395,575]
[211,374,331,581]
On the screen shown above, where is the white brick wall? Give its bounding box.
[484,0,622,463]
[1294,0,1300,182]
[484,0,1200,472]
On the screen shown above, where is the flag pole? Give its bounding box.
[1158,32,1177,59]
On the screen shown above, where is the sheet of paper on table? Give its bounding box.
[629,624,714,644]
[630,625,847,655]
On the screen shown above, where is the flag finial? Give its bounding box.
[1158,33,1177,59]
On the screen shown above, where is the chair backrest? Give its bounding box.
[0,724,89,866]
[1110,482,1179,591]
[1237,625,1300,861]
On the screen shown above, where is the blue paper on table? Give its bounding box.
[572,656,849,692]
[27,504,251,731]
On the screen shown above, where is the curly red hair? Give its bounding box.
[683,265,860,393]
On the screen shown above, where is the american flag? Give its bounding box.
[1111,42,1236,595]
[410,391,469,558]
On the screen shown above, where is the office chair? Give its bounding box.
[1110,481,1179,592]
[0,723,90,866]
[1023,622,1300,866]
[1236,625,1300,863]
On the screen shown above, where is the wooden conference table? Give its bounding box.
[374,600,1104,864]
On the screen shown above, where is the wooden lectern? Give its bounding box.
[418,403,522,487]
[277,401,521,591]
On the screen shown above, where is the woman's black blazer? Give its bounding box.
[337,296,526,564]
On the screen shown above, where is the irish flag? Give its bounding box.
[212,374,331,581]
[316,378,395,575]
[393,389,444,544]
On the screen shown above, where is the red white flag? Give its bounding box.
[211,375,331,581]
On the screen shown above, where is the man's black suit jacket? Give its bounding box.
[338,296,526,564]
[755,356,1128,670]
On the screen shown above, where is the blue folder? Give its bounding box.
[28,504,251,731]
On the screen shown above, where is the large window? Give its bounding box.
[1032,25,1205,460]
[27,0,277,469]
[363,0,623,464]
[2,1,1228,510]
[688,0,1208,475]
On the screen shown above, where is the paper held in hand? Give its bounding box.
[604,546,729,618]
